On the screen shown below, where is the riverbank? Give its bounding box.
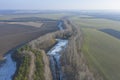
[12,34,56,80]
[60,19,96,80]
[13,20,69,80]
[0,19,72,80]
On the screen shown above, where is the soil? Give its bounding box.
[0,21,59,59]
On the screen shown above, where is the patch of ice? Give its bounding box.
[47,39,68,55]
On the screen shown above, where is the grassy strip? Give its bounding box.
[14,55,30,80]
[13,45,31,80]
[13,44,45,80]
[32,50,44,80]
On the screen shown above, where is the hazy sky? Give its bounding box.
[0,0,120,10]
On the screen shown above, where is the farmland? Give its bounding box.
[0,16,60,59]
[0,11,120,80]
[71,15,120,80]
[71,15,120,30]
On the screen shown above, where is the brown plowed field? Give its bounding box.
[0,20,59,59]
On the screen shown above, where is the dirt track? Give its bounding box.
[28,51,35,80]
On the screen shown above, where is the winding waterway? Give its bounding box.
[0,51,16,80]
[0,21,67,80]
[47,39,68,80]
[47,21,68,80]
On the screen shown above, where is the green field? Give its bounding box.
[71,16,120,80]
[71,16,120,31]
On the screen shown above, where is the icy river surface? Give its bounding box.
[47,39,68,80]
[0,21,67,80]
[0,51,16,80]
[47,21,68,80]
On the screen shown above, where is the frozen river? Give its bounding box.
[47,39,68,80]
[47,20,68,80]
